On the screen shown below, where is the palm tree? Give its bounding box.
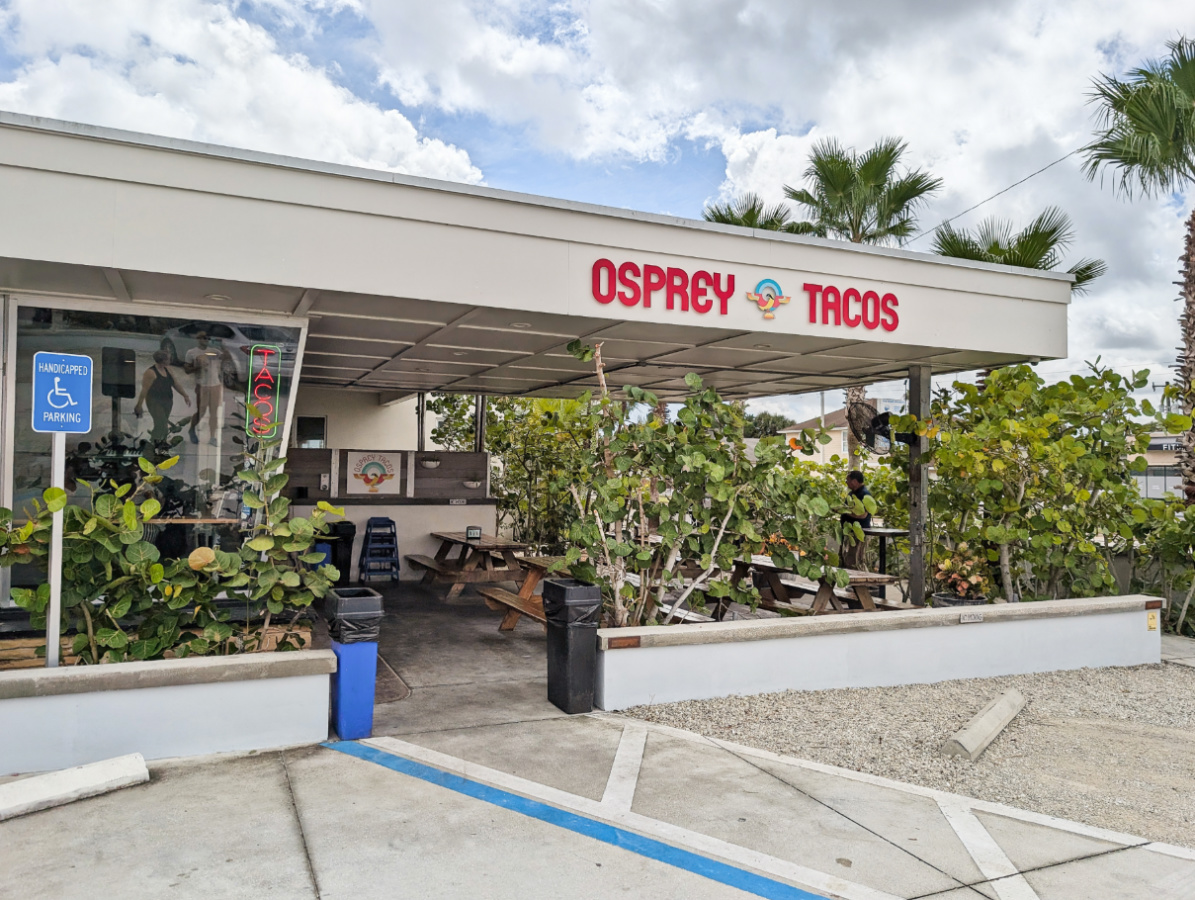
[1082,36,1195,504]
[784,137,943,465]
[932,207,1107,293]
[702,192,808,232]
[784,137,943,244]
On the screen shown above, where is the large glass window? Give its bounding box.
[8,306,301,599]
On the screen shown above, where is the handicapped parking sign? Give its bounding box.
[32,352,93,434]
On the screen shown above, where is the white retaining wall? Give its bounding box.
[0,650,336,775]
[595,596,1162,710]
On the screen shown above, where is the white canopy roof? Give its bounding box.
[0,112,1070,401]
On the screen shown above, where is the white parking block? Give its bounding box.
[0,753,149,821]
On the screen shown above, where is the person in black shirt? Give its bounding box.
[135,350,191,443]
[840,469,872,568]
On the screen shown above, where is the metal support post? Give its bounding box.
[907,365,931,607]
[47,431,65,666]
[416,392,426,452]
[473,394,487,453]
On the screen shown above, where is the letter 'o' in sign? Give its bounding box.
[246,344,282,438]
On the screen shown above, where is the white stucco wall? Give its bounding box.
[0,672,331,775]
[292,387,426,450]
[595,599,1160,710]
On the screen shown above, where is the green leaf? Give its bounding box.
[279,571,301,587]
[149,563,165,584]
[139,498,162,521]
[157,455,180,471]
[137,458,156,475]
[43,487,68,513]
[95,494,118,517]
[124,540,160,566]
[684,372,703,391]
[114,483,132,499]
[128,639,158,660]
[247,536,275,552]
[108,596,133,619]
[242,492,265,510]
[263,473,289,494]
[122,501,138,530]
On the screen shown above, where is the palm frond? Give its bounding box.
[933,207,1102,293]
[1082,36,1195,197]
[1066,258,1109,294]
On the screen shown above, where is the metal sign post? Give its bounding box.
[31,352,94,667]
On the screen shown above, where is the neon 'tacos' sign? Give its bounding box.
[246,344,281,438]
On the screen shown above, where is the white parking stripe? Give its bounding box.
[593,715,1184,857]
[363,736,902,900]
[937,803,1041,900]
[601,723,648,811]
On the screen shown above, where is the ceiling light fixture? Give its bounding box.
[452,351,468,357]
[205,293,232,303]
[753,343,772,350]
[510,322,532,329]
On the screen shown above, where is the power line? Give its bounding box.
[906,148,1082,244]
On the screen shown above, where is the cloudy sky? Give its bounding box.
[0,0,1191,421]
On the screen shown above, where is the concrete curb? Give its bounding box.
[0,649,337,700]
[597,595,1159,649]
[941,689,1026,761]
[0,753,149,821]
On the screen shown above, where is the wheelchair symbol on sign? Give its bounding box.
[46,377,78,410]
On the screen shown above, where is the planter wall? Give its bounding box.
[0,650,336,775]
[595,595,1161,710]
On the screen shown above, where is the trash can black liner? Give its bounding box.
[328,615,381,644]
[542,578,602,626]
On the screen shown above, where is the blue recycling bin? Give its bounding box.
[329,640,378,740]
[325,587,384,740]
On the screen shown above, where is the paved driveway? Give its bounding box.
[4,711,1193,899]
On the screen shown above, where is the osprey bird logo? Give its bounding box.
[747,279,790,320]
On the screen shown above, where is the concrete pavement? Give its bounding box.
[4,710,1193,899]
[5,586,1194,899]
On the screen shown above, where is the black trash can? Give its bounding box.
[328,520,357,587]
[543,578,602,714]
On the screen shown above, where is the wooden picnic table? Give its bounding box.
[476,556,561,632]
[406,531,529,601]
[729,555,905,616]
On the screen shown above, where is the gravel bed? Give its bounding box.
[627,663,1195,848]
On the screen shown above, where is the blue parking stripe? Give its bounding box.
[324,740,828,900]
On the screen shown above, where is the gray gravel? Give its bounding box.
[627,663,1195,848]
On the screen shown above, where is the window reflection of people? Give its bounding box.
[840,469,873,569]
[185,331,227,445]
[134,350,191,443]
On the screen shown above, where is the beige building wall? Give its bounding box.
[292,387,425,450]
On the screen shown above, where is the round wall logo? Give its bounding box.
[747,279,790,320]
[352,453,397,493]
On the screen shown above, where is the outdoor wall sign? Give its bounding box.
[590,258,736,315]
[590,258,899,332]
[802,282,899,332]
[246,344,282,438]
[349,451,400,494]
[746,279,790,319]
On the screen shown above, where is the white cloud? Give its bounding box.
[0,0,481,183]
[360,0,1193,389]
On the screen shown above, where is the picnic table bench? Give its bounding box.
[729,555,904,615]
[407,531,529,601]
[475,555,564,631]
